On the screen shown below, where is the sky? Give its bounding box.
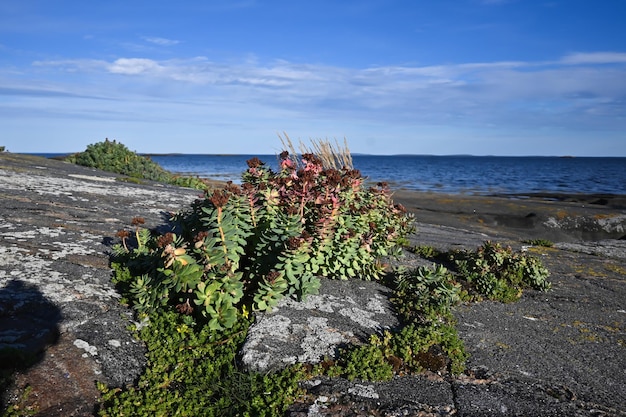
[1,0,626,156]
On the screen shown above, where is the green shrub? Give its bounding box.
[66,139,171,181]
[114,151,414,330]
[409,245,441,259]
[392,264,463,323]
[452,241,551,302]
[66,139,209,189]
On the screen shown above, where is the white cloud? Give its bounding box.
[561,52,626,65]
[142,36,180,46]
[6,51,626,153]
[32,59,107,72]
[107,58,163,75]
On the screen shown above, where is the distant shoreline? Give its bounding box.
[20,152,626,159]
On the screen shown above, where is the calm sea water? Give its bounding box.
[31,153,625,196]
[147,154,625,196]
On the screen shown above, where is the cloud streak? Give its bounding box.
[141,36,180,46]
[2,51,625,154]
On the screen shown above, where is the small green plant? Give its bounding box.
[392,264,463,323]
[330,343,395,381]
[97,310,306,417]
[452,241,551,302]
[409,245,441,259]
[1,348,39,416]
[312,263,469,381]
[2,385,36,417]
[318,320,467,380]
[522,238,554,247]
[66,139,209,190]
[113,147,414,330]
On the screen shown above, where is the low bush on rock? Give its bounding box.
[65,139,210,190]
[113,150,414,330]
[322,243,551,381]
[452,241,551,302]
[408,241,551,303]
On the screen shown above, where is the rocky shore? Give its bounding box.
[1,152,625,416]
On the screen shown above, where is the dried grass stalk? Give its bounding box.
[278,132,353,170]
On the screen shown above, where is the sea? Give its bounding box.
[148,154,625,196]
[33,153,626,196]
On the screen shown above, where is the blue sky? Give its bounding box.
[1,0,625,156]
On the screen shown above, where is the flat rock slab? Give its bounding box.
[241,277,399,372]
[394,189,626,243]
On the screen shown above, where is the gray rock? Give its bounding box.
[3,153,626,416]
[240,277,399,372]
[0,153,201,412]
[555,239,626,260]
[544,213,626,240]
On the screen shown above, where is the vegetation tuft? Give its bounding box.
[97,305,307,417]
[522,238,554,247]
[112,140,414,330]
[65,139,210,189]
[452,241,551,302]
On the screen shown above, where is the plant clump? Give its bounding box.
[319,264,468,380]
[522,238,554,247]
[113,149,414,330]
[452,241,551,302]
[97,308,306,417]
[65,139,209,189]
[321,241,553,381]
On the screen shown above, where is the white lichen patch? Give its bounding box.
[43,241,97,259]
[298,316,349,363]
[68,174,116,183]
[0,220,13,229]
[338,307,380,329]
[0,225,65,241]
[365,296,389,314]
[0,245,119,303]
[348,384,380,399]
[74,338,98,356]
[0,169,196,209]
[108,339,122,348]
[279,293,389,329]
[544,214,626,234]
[1,230,38,240]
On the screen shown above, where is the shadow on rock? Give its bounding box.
[0,279,61,410]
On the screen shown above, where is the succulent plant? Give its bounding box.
[114,149,414,329]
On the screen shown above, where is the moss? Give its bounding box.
[2,385,36,417]
[605,263,626,275]
[522,238,554,247]
[97,310,306,417]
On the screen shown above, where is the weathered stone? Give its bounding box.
[240,277,399,372]
[2,153,626,416]
[0,153,201,413]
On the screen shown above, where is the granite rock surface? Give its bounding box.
[1,153,625,416]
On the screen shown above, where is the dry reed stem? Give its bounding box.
[278,132,353,170]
